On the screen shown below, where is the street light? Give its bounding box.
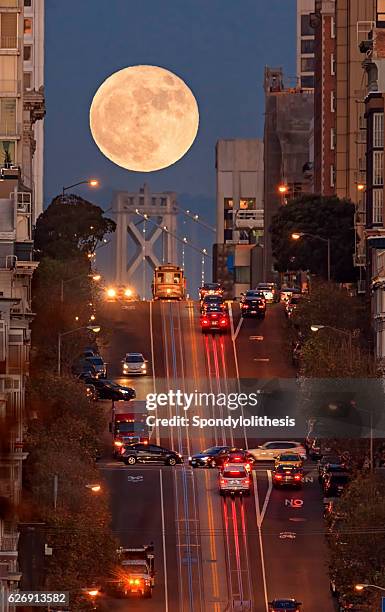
[85,483,101,493]
[62,178,99,196]
[357,183,365,192]
[291,232,331,282]
[60,272,101,303]
[278,184,288,194]
[57,325,101,376]
[355,583,385,593]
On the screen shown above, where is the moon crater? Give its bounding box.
[89,65,199,172]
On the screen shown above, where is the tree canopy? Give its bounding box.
[270,194,357,282]
[34,194,116,260]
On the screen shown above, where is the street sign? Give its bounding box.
[285,498,303,508]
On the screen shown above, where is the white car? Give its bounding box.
[219,464,251,496]
[249,441,307,462]
[122,353,148,375]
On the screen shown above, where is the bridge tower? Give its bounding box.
[112,184,178,284]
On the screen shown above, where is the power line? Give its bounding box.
[174,203,216,233]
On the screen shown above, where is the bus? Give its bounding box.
[152,264,186,300]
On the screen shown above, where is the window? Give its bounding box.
[373,189,383,224]
[0,98,16,135]
[24,0,32,5]
[373,151,384,185]
[23,45,32,61]
[301,75,314,89]
[331,16,336,38]
[0,13,17,49]
[160,197,167,206]
[224,198,233,209]
[139,196,144,206]
[23,72,32,91]
[0,140,15,165]
[301,39,314,54]
[378,0,385,25]
[330,127,336,150]
[301,14,313,36]
[24,18,32,35]
[301,57,315,73]
[330,90,336,112]
[373,112,384,148]
[330,53,336,75]
[234,266,250,284]
[240,198,256,210]
[330,164,335,187]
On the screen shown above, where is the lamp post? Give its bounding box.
[62,178,99,197]
[57,324,100,376]
[53,478,102,510]
[291,232,331,282]
[355,583,385,593]
[60,272,101,303]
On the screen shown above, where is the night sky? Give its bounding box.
[44,0,296,287]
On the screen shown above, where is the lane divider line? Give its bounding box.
[260,470,273,524]
[252,470,269,612]
[159,469,169,612]
[149,300,159,445]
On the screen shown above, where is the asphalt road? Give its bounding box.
[95,299,335,611]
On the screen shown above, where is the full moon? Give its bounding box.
[89,65,199,172]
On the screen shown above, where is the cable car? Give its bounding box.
[152,265,186,300]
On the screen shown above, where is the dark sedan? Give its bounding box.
[121,443,183,466]
[189,446,230,468]
[240,290,266,318]
[323,472,350,497]
[81,377,135,401]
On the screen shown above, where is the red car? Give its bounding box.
[200,308,229,334]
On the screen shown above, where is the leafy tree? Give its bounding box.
[34,194,116,260]
[270,194,357,282]
[327,473,385,610]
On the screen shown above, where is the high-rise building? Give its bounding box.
[263,68,314,282]
[312,0,336,196]
[23,0,44,221]
[0,1,44,606]
[213,139,264,298]
[297,0,315,90]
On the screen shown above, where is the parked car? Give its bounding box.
[81,377,136,401]
[84,355,107,378]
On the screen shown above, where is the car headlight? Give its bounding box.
[177,453,183,458]
[188,456,192,461]
[123,364,128,369]
[202,456,209,461]
[121,389,129,394]
[141,364,146,369]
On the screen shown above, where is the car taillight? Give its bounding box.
[120,446,126,454]
[274,474,283,480]
[294,475,301,481]
[243,304,249,308]
[202,319,209,325]
[220,319,227,326]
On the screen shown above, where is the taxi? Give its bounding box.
[274,452,303,469]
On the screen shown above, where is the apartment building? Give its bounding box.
[263,67,314,282]
[312,0,336,196]
[213,139,264,298]
[297,0,315,90]
[0,0,44,608]
[360,8,385,360]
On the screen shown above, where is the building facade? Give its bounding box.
[23,0,44,221]
[0,0,44,607]
[360,9,385,361]
[263,67,314,282]
[297,0,315,90]
[312,0,336,196]
[213,139,264,298]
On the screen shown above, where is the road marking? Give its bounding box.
[228,304,241,387]
[279,531,296,539]
[252,471,269,612]
[159,469,169,612]
[233,314,243,341]
[253,358,270,362]
[127,475,143,482]
[149,300,159,445]
[259,470,272,524]
[249,335,264,341]
[284,499,304,508]
[289,517,307,522]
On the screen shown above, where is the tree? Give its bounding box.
[34,195,116,260]
[270,194,357,282]
[327,473,385,610]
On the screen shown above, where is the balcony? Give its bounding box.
[233,210,264,230]
[0,532,19,556]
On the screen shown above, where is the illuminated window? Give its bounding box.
[24,18,32,35]
[373,151,384,186]
[373,113,384,148]
[23,45,32,61]
[373,189,383,224]
[0,140,15,166]
[240,198,256,210]
[224,198,233,209]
